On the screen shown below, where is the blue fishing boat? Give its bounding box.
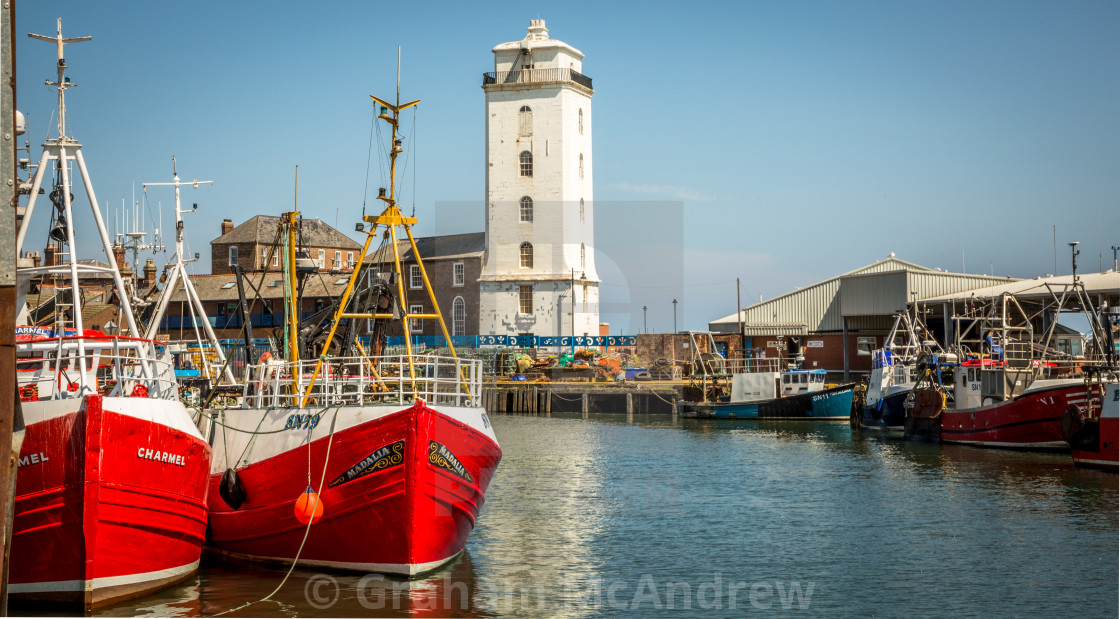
[682,367,855,420]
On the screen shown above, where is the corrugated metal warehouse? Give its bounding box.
[708,255,1013,378]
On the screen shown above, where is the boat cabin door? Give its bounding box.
[954,366,982,409]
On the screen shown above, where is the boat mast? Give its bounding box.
[142,158,236,384]
[18,19,155,388]
[283,209,300,364]
[297,48,458,407]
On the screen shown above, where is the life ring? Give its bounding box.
[131,384,149,398]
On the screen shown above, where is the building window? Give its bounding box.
[334,250,342,268]
[452,296,466,336]
[410,304,423,333]
[582,284,588,313]
[579,153,584,179]
[520,242,533,269]
[317,249,325,268]
[578,108,583,134]
[519,151,533,177]
[520,196,533,223]
[272,251,279,267]
[519,285,533,315]
[228,246,238,267]
[580,243,586,269]
[410,264,422,289]
[259,247,268,269]
[347,251,354,268]
[857,337,876,356]
[453,262,465,287]
[519,105,532,137]
[579,198,584,223]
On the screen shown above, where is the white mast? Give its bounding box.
[143,157,236,384]
[17,18,155,389]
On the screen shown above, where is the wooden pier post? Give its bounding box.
[582,392,589,418]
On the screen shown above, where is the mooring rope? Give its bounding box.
[213,406,340,616]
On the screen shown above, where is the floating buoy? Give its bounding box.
[294,485,324,525]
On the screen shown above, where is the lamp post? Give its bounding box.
[1112,245,1119,271]
[642,306,647,334]
[672,299,678,334]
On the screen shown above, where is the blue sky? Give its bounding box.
[15,1,1120,333]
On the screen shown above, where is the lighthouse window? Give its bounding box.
[519,106,532,137]
[579,154,584,179]
[579,108,583,134]
[519,285,533,315]
[581,243,586,269]
[520,196,533,223]
[519,151,533,177]
[520,242,533,269]
[580,198,584,223]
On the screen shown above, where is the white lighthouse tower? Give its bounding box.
[478,19,599,341]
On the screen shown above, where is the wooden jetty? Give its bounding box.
[482,382,684,416]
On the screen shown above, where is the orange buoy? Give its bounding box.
[294,486,324,525]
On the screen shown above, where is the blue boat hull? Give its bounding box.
[682,384,856,420]
[858,390,910,430]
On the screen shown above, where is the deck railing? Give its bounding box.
[482,68,593,89]
[243,354,483,409]
[17,336,179,401]
[723,357,787,374]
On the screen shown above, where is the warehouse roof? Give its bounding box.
[709,255,1014,333]
[919,271,1120,303]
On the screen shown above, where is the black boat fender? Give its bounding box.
[219,468,247,509]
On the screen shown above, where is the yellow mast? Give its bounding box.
[298,64,458,407]
[283,210,300,364]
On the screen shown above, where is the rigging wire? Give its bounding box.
[361,102,377,213]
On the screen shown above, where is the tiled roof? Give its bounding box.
[365,232,485,264]
[172,272,357,302]
[212,215,362,250]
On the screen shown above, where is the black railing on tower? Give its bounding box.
[482,68,593,90]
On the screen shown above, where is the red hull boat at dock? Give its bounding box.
[10,21,212,608]
[939,380,1101,450]
[201,75,500,576]
[206,396,500,574]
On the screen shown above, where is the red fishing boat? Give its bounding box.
[202,70,501,575]
[926,266,1118,450]
[10,20,211,609]
[940,379,1101,449]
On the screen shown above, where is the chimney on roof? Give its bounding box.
[31,251,41,268]
[221,219,235,236]
[112,243,127,270]
[143,259,157,288]
[44,243,57,267]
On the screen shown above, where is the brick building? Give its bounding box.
[211,215,362,275]
[368,232,485,338]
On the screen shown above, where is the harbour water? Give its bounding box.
[86,413,1116,617]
